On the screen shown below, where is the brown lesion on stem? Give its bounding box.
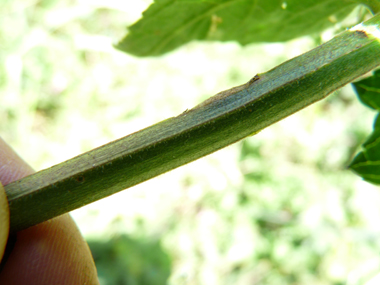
[355,30,369,38]
[189,74,261,111]
[248,74,260,84]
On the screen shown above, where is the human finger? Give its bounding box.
[0,138,98,284]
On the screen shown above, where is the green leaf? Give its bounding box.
[350,69,380,184]
[116,0,358,56]
[363,133,380,162]
[349,160,380,184]
[352,69,380,110]
[374,112,380,129]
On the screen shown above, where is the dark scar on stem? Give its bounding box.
[248,74,260,84]
[181,74,261,113]
[354,30,368,38]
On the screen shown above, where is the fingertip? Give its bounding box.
[0,138,98,284]
[0,214,99,285]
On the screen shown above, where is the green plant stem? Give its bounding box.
[359,0,380,13]
[5,14,380,232]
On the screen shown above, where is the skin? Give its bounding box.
[0,138,98,284]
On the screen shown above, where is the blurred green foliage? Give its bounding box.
[2,0,380,284]
[88,235,171,285]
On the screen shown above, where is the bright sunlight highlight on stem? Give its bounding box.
[350,22,380,40]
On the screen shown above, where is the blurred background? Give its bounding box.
[2,0,380,284]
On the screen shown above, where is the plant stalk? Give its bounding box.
[5,14,380,232]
